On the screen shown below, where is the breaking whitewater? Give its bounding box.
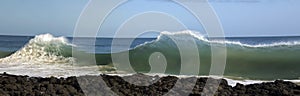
[0,30,300,86]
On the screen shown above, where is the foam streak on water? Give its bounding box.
[137,30,300,48]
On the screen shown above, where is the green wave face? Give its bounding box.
[1,32,300,80]
[0,34,75,64]
[0,51,13,58]
[97,32,300,80]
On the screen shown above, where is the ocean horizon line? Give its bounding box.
[1,33,300,39]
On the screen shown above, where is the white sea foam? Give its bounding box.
[0,34,119,77]
[0,32,299,86]
[99,73,300,87]
[135,30,300,49]
[0,34,75,64]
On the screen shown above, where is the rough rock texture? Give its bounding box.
[0,72,84,96]
[0,72,299,96]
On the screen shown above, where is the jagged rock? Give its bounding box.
[0,72,298,96]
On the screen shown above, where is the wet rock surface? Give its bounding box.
[0,72,299,96]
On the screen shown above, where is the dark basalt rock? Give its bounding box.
[0,72,299,96]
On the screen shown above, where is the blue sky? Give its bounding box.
[0,0,300,37]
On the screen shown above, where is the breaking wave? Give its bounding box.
[0,34,75,64]
[0,31,300,80]
[112,30,300,80]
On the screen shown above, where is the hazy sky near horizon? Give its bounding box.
[0,0,300,37]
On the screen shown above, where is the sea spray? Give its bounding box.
[110,30,300,79]
[0,31,299,80]
[0,34,74,64]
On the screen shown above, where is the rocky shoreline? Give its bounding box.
[0,72,299,96]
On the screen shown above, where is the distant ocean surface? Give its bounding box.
[0,30,299,86]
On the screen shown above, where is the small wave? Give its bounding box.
[219,40,300,48]
[0,34,75,64]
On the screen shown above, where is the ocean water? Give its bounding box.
[0,30,299,85]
